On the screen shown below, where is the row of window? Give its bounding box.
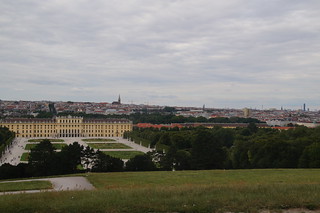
[16,133,120,138]
[57,119,82,123]
[0,124,131,129]
[17,129,126,134]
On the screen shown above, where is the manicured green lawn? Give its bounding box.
[87,143,131,149]
[0,181,52,192]
[25,143,67,150]
[103,151,144,159]
[82,138,115,142]
[20,152,29,161]
[0,169,320,213]
[28,139,64,142]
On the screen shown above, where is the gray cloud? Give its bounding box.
[1,0,320,109]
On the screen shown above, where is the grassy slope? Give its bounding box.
[0,169,319,213]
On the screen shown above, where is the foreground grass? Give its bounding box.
[82,138,115,142]
[28,139,64,142]
[102,151,144,159]
[0,169,320,213]
[25,143,67,150]
[87,143,131,149]
[0,181,52,192]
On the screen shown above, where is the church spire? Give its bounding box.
[118,94,121,104]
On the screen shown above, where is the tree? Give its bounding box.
[58,142,84,173]
[82,146,97,171]
[125,154,156,171]
[191,129,226,169]
[158,133,172,146]
[92,151,124,172]
[28,139,56,176]
[174,150,191,170]
[230,140,253,169]
[299,142,320,168]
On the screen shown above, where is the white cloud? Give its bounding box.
[0,0,320,109]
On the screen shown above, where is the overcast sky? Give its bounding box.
[1,0,320,110]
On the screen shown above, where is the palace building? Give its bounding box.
[0,116,133,138]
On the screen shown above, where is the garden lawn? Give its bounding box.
[25,143,67,150]
[87,143,131,149]
[28,139,64,142]
[20,152,29,161]
[82,138,115,142]
[103,151,144,159]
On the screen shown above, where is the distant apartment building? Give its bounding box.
[0,116,133,138]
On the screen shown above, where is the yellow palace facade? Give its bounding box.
[0,116,133,138]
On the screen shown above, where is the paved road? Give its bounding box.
[0,176,95,195]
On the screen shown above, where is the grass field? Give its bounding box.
[27,139,64,142]
[0,181,52,192]
[102,151,144,159]
[0,169,320,213]
[20,152,29,161]
[87,143,131,149]
[25,143,67,150]
[82,138,115,142]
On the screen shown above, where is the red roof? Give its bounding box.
[271,127,294,130]
[135,123,183,129]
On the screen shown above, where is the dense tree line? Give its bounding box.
[2,125,319,179]
[34,111,263,124]
[125,125,320,170]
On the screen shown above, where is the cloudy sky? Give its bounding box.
[1,0,320,110]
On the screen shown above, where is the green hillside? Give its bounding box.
[0,169,320,213]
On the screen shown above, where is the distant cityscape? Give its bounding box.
[0,97,319,127]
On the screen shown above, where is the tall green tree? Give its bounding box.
[299,142,320,168]
[28,139,56,176]
[92,151,124,172]
[191,129,226,169]
[125,154,156,171]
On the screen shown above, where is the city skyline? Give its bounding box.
[1,1,320,110]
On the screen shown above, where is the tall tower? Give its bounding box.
[118,94,121,104]
[243,108,251,118]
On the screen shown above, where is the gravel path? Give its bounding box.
[0,138,26,165]
[0,176,95,195]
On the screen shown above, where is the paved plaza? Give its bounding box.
[0,137,154,166]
